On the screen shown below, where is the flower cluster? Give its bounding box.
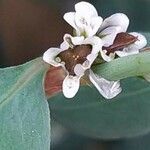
[43,1,147,99]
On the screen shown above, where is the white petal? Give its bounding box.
[63,75,80,98]
[89,70,122,99]
[83,36,102,54]
[43,48,63,67]
[99,13,129,33]
[63,34,84,46]
[87,16,103,37]
[71,36,85,45]
[60,34,72,50]
[74,2,99,36]
[74,64,85,76]
[100,50,115,62]
[61,34,84,50]
[74,55,96,77]
[115,49,139,57]
[130,32,147,50]
[100,26,121,47]
[86,53,98,65]
[143,73,150,82]
[63,12,77,30]
[74,14,102,37]
[65,2,101,37]
[74,54,98,77]
[75,12,91,29]
[116,32,147,57]
[60,41,70,50]
[75,1,98,17]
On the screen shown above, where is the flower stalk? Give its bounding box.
[93,51,150,81]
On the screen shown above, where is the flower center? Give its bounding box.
[103,32,138,55]
[58,44,92,76]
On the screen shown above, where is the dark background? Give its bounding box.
[0,0,150,149]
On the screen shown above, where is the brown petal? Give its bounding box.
[58,45,92,75]
[103,32,138,55]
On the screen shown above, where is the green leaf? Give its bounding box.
[49,77,150,139]
[0,58,50,150]
[144,73,150,82]
[103,133,150,150]
[48,33,150,139]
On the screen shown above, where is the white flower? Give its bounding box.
[95,15,147,92]
[43,34,122,99]
[63,1,103,37]
[98,13,130,47]
[101,32,147,62]
[43,34,102,98]
[97,13,129,61]
[97,13,147,61]
[115,32,147,57]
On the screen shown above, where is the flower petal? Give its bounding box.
[74,2,99,37]
[86,53,98,65]
[43,48,63,67]
[116,32,147,57]
[74,14,102,37]
[75,12,91,28]
[74,54,98,77]
[70,36,85,45]
[74,64,85,77]
[115,49,139,57]
[87,16,103,37]
[100,26,122,47]
[83,36,102,54]
[89,70,122,99]
[130,32,147,50]
[60,41,70,51]
[62,75,80,98]
[99,13,129,33]
[75,1,98,17]
[63,12,77,30]
[100,50,115,62]
[62,34,85,47]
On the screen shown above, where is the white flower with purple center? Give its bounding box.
[43,34,121,99]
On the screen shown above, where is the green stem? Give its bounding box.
[92,51,150,81]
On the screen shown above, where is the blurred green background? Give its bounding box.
[0,0,150,149]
